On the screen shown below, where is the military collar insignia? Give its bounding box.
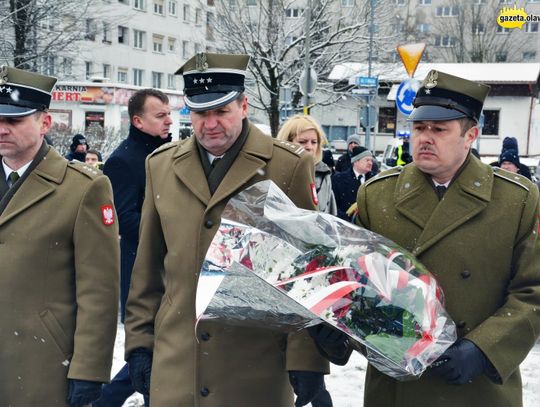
[424,70,438,89]
[0,65,8,85]
[195,53,209,72]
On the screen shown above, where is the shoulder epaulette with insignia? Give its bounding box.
[364,166,402,187]
[274,139,304,156]
[493,167,530,192]
[67,160,101,179]
[149,140,179,157]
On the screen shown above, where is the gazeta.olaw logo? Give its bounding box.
[497,4,539,29]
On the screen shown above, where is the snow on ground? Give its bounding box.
[112,323,540,407]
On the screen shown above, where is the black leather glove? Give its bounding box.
[127,347,153,396]
[430,338,491,385]
[288,371,325,407]
[308,324,351,366]
[311,387,333,407]
[66,379,102,406]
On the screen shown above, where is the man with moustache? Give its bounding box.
[353,70,540,406]
[95,89,172,407]
[124,53,329,407]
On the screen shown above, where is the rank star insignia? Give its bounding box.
[193,78,199,84]
[424,89,431,95]
[206,77,212,83]
[0,65,7,86]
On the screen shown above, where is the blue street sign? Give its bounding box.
[396,79,420,116]
[180,106,190,115]
[355,76,378,87]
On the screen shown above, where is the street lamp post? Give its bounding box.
[303,0,312,114]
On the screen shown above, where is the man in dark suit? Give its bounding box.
[332,146,374,221]
[95,89,172,407]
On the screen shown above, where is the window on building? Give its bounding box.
[207,12,215,40]
[473,0,486,3]
[341,0,355,6]
[194,43,202,54]
[228,0,236,9]
[85,61,93,79]
[526,22,539,33]
[103,64,111,79]
[183,40,190,58]
[103,22,111,42]
[85,18,96,41]
[153,0,164,15]
[436,6,459,16]
[472,23,485,34]
[134,29,145,49]
[118,26,128,44]
[118,0,128,3]
[434,35,455,47]
[482,110,499,135]
[395,0,405,4]
[246,0,257,5]
[168,37,176,52]
[152,71,163,88]
[418,0,431,4]
[167,74,175,89]
[118,68,128,83]
[153,35,164,52]
[496,25,510,34]
[495,51,507,62]
[183,4,190,21]
[195,8,202,24]
[169,0,177,16]
[42,55,56,76]
[62,57,72,76]
[523,51,537,61]
[285,35,299,45]
[134,0,145,10]
[133,68,144,86]
[378,107,396,134]
[416,23,431,33]
[285,8,304,18]
[207,0,215,5]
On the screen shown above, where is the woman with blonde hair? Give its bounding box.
[277,114,337,216]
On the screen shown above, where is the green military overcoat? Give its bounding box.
[125,123,329,407]
[0,146,119,406]
[356,155,540,407]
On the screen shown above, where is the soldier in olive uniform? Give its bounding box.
[354,70,540,406]
[0,66,119,406]
[124,53,329,407]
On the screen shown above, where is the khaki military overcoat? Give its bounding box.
[125,124,329,407]
[356,156,540,407]
[0,146,119,406]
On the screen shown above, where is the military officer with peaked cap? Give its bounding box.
[0,66,119,406]
[351,70,540,406]
[124,52,329,407]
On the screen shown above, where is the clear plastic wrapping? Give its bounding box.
[196,180,456,380]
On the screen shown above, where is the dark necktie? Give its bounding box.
[435,185,447,200]
[211,157,221,168]
[7,171,20,188]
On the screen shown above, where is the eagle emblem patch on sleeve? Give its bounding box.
[101,204,115,226]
